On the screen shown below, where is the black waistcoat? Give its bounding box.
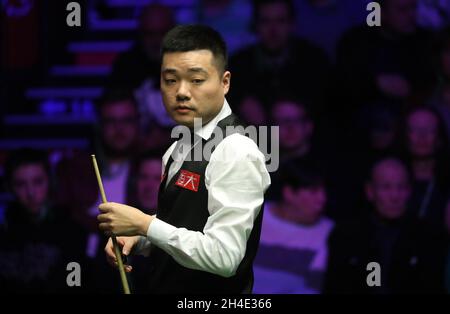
[147,113,264,294]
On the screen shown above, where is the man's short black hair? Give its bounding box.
[161,24,228,74]
[4,148,50,187]
[280,162,325,190]
[366,156,412,184]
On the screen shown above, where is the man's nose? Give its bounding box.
[390,191,402,203]
[176,81,191,100]
[25,184,36,200]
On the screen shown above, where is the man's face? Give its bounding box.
[367,161,411,220]
[407,110,439,158]
[383,0,417,34]
[239,96,267,126]
[273,101,313,151]
[140,7,174,60]
[284,185,327,225]
[137,159,161,212]
[160,50,230,128]
[255,2,293,52]
[100,101,139,155]
[12,164,49,214]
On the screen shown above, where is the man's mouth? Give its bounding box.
[175,106,193,113]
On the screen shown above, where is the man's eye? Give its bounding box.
[14,182,25,189]
[33,178,44,186]
[165,79,176,85]
[192,79,205,84]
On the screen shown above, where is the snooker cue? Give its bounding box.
[91,154,131,294]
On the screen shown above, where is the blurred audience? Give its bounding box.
[124,149,163,293]
[294,0,370,62]
[106,3,176,131]
[253,163,334,293]
[417,0,450,30]
[267,97,358,221]
[401,106,450,228]
[267,98,324,200]
[274,98,316,164]
[357,101,401,155]
[195,0,256,54]
[430,27,450,142]
[3,0,450,294]
[229,0,330,117]
[57,89,140,230]
[351,100,402,175]
[0,149,86,293]
[236,95,268,126]
[324,157,448,293]
[106,3,174,91]
[54,90,143,292]
[336,0,436,128]
[127,150,162,215]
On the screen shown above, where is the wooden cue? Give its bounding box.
[91,154,131,294]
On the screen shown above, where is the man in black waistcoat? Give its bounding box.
[97,25,271,294]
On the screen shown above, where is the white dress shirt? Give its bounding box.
[135,99,271,278]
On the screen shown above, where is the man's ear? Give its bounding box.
[222,71,231,95]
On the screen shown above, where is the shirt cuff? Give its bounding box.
[147,217,177,248]
[133,236,150,256]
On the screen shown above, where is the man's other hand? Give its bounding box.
[104,236,140,272]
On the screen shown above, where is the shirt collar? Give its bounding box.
[194,98,232,141]
[162,99,233,165]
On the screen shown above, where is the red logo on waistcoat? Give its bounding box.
[175,170,200,192]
